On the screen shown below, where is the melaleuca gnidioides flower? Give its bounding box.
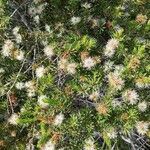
[41,139,55,150]
[66,63,77,74]
[122,89,139,105]
[80,51,100,70]
[38,95,49,109]
[135,77,150,88]
[96,102,109,116]
[108,72,124,90]
[28,3,47,16]
[58,58,77,74]
[104,38,119,57]
[8,113,19,125]
[138,101,148,112]
[136,14,147,24]
[2,40,14,57]
[12,26,22,44]
[128,56,140,70]
[83,57,96,70]
[84,138,96,150]
[13,49,24,61]
[136,121,149,135]
[106,128,117,139]
[71,16,81,25]
[43,45,54,58]
[89,91,99,101]
[53,113,64,126]
[15,82,25,90]
[35,66,46,78]
[25,80,36,98]
[82,2,91,9]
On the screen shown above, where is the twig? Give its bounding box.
[6,51,31,95]
[7,92,14,113]
[16,11,32,31]
[111,141,117,150]
[9,0,32,31]
[121,135,136,150]
[10,0,29,18]
[7,59,26,94]
[78,98,96,107]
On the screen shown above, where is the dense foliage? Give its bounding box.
[0,0,150,149]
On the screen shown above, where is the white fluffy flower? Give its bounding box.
[89,91,99,101]
[91,19,99,28]
[16,34,22,44]
[12,26,20,35]
[25,80,36,97]
[58,148,64,150]
[136,121,149,135]
[34,15,40,24]
[136,14,148,24]
[135,79,149,88]
[66,63,77,74]
[136,82,143,88]
[104,38,119,57]
[2,40,14,57]
[27,90,36,98]
[12,27,22,43]
[122,89,139,105]
[138,101,147,112]
[53,113,64,126]
[107,128,117,139]
[8,113,19,125]
[25,80,35,89]
[42,140,55,150]
[136,82,146,88]
[28,3,47,16]
[42,40,48,46]
[112,99,122,108]
[33,0,42,4]
[58,58,68,71]
[45,24,52,33]
[43,45,54,58]
[108,72,124,90]
[38,95,49,108]
[20,107,26,113]
[15,82,25,90]
[36,3,47,14]
[114,65,124,75]
[71,16,81,25]
[35,66,46,78]
[84,138,95,150]
[28,7,37,16]
[82,2,91,9]
[15,50,24,61]
[0,68,5,73]
[83,57,96,69]
[104,61,114,72]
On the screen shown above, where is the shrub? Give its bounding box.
[0,0,149,149]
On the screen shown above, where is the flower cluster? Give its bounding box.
[2,39,24,60]
[58,58,77,74]
[104,38,119,57]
